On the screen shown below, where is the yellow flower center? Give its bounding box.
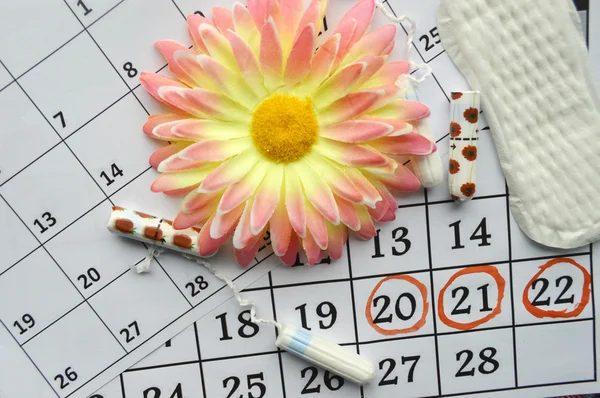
[251,94,319,163]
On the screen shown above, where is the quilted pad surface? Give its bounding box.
[438,0,600,248]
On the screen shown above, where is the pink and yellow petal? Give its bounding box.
[312,61,366,109]
[187,14,211,54]
[210,203,244,239]
[200,150,261,193]
[182,190,224,213]
[345,168,382,208]
[233,3,262,55]
[301,33,341,93]
[197,55,258,109]
[198,214,235,256]
[320,119,394,143]
[361,61,410,89]
[305,202,328,250]
[326,222,346,260]
[284,24,315,86]
[314,139,387,167]
[281,234,300,266]
[149,142,190,169]
[173,204,215,230]
[317,89,384,125]
[366,164,421,192]
[260,17,284,92]
[285,167,307,237]
[342,24,396,66]
[306,155,363,203]
[218,161,268,214]
[295,163,340,224]
[368,99,431,121]
[198,23,237,69]
[331,0,375,65]
[302,229,324,265]
[270,193,293,256]
[171,119,249,141]
[250,164,283,235]
[151,166,217,192]
[212,6,235,34]
[354,204,376,239]
[226,30,267,97]
[369,132,435,156]
[233,196,257,249]
[172,51,219,91]
[178,138,252,162]
[335,196,361,231]
[182,88,251,123]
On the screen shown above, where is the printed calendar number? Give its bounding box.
[449,218,491,250]
[88,395,103,398]
[185,275,209,298]
[143,383,183,398]
[52,111,66,128]
[33,211,57,233]
[123,62,138,78]
[438,266,505,330]
[300,366,344,394]
[216,310,259,341]
[100,163,124,186]
[419,27,441,52]
[77,267,101,290]
[194,11,205,17]
[54,367,78,390]
[292,255,331,267]
[119,320,140,343]
[378,356,420,385]
[223,373,266,398]
[366,275,429,336]
[13,313,35,335]
[455,347,499,377]
[372,227,411,258]
[76,0,93,16]
[523,258,591,319]
[295,301,337,331]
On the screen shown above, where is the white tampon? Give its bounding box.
[276,324,375,385]
[448,91,480,202]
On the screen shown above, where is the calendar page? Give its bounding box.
[87,1,599,398]
[0,1,598,398]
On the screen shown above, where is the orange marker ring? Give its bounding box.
[522,257,591,319]
[365,275,429,336]
[437,265,505,331]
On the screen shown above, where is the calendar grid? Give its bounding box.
[345,241,366,397]
[192,322,209,398]
[268,271,289,398]
[504,183,519,388]
[423,189,443,396]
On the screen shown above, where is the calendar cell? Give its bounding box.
[122,362,204,398]
[134,77,172,116]
[427,124,506,202]
[515,321,594,386]
[426,48,469,96]
[23,304,124,398]
[196,290,276,360]
[0,0,81,76]
[0,83,60,184]
[88,377,123,398]
[512,255,592,325]
[65,0,122,27]
[361,336,439,398]
[437,328,515,395]
[433,264,512,333]
[354,273,434,342]
[273,281,356,344]
[281,351,361,398]
[131,324,199,369]
[350,205,429,278]
[67,94,159,195]
[0,144,105,242]
[509,212,589,261]
[254,231,274,263]
[0,248,82,344]
[247,272,272,290]
[269,245,349,286]
[428,197,509,268]
[19,33,128,138]
[89,0,190,88]
[0,197,38,275]
[156,251,224,308]
[88,265,190,351]
[202,354,283,398]
[396,190,425,207]
[45,202,146,298]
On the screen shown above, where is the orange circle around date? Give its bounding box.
[522,257,591,319]
[438,265,505,331]
[365,275,429,336]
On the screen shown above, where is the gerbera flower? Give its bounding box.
[450,122,461,137]
[463,107,479,124]
[140,0,435,266]
[449,159,460,174]
[451,92,462,100]
[462,145,477,161]
[460,182,476,197]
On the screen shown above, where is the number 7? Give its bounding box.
[52,111,66,128]
[402,355,420,383]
